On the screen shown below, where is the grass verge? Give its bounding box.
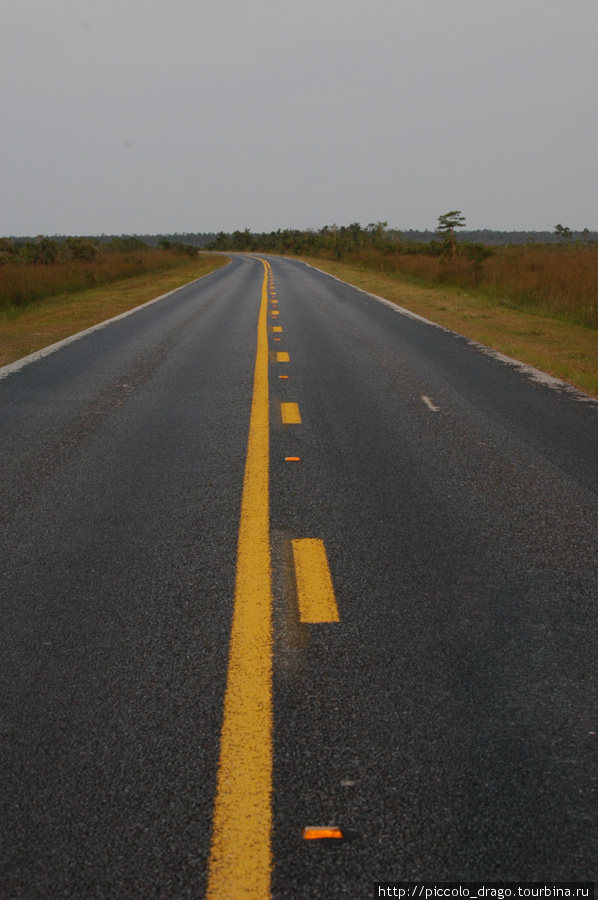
[0,254,228,368]
[297,256,598,399]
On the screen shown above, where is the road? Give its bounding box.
[1,254,597,897]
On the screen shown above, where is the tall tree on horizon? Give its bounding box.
[436,211,466,260]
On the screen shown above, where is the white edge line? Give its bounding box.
[0,262,229,381]
[298,259,598,407]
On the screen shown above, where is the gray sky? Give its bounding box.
[2,0,597,236]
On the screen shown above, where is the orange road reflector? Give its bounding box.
[274,338,281,342]
[303,826,344,840]
[285,456,301,462]
[279,375,288,379]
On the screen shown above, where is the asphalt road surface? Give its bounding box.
[1,255,597,898]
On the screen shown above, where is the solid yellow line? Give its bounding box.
[292,539,339,623]
[281,402,301,424]
[207,259,273,900]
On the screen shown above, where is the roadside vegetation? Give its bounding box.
[0,240,227,368]
[0,236,200,314]
[207,219,598,330]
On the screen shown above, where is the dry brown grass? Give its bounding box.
[0,254,228,368]
[297,256,598,399]
[347,244,598,328]
[0,248,197,312]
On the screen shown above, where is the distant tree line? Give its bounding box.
[206,223,400,256]
[131,232,218,248]
[0,233,216,266]
[0,236,105,266]
[400,228,597,245]
[2,232,217,248]
[205,222,598,257]
[3,224,595,269]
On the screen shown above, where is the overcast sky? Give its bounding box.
[1,0,597,236]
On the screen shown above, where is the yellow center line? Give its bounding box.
[207,258,273,900]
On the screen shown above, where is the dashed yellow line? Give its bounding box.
[281,402,301,424]
[292,539,339,623]
[276,352,290,363]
